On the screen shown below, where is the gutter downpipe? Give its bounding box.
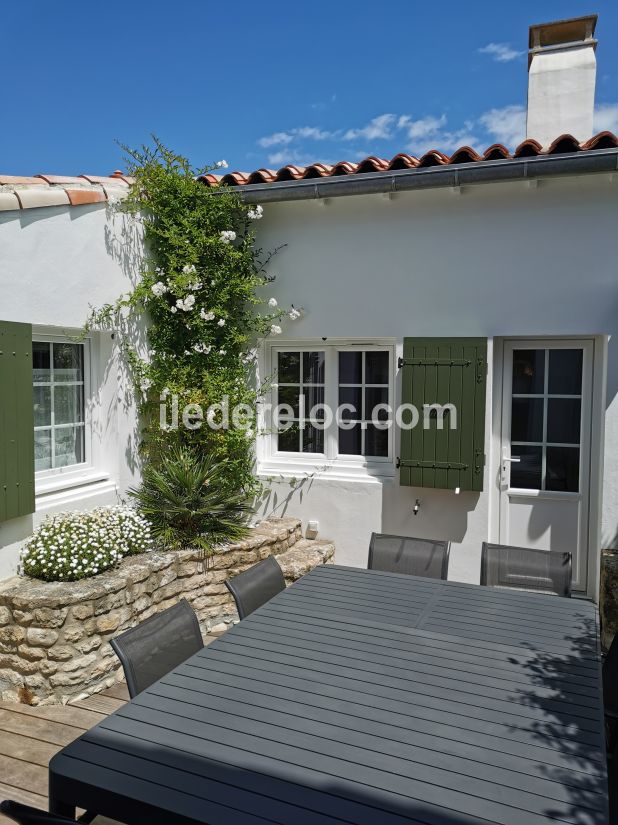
[220,149,618,204]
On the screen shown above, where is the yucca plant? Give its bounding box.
[129,445,252,552]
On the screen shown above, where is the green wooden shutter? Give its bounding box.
[398,338,487,492]
[0,321,35,522]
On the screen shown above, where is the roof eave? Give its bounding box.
[231,149,618,204]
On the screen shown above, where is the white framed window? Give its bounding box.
[262,342,394,477]
[32,336,91,476]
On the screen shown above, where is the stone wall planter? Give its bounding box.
[0,517,334,705]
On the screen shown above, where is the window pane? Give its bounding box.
[364,424,388,457]
[32,342,51,382]
[365,351,389,384]
[339,352,362,384]
[511,398,544,442]
[547,398,581,444]
[34,430,52,471]
[53,343,83,382]
[365,387,389,421]
[548,349,582,396]
[277,385,300,417]
[54,385,84,425]
[34,386,51,426]
[303,351,325,384]
[510,445,543,489]
[304,386,325,418]
[277,352,300,383]
[339,387,361,420]
[512,349,544,395]
[278,424,300,452]
[546,447,579,492]
[339,424,362,455]
[302,424,324,454]
[54,426,84,467]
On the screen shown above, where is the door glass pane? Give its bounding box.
[547,398,581,444]
[364,425,388,457]
[339,352,362,384]
[54,385,84,426]
[53,344,83,382]
[302,424,324,454]
[339,424,362,455]
[512,350,544,394]
[339,387,361,420]
[32,342,51,382]
[365,351,389,384]
[54,426,84,467]
[277,352,300,383]
[510,445,543,489]
[548,349,582,395]
[34,386,51,427]
[278,425,300,452]
[34,430,52,471]
[511,398,544,442]
[546,447,579,492]
[303,351,325,384]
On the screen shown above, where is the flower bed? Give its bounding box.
[0,517,334,705]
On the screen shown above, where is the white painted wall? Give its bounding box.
[253,174,618,598]
[0,202,142,579]
[1,174,616,601]
[527,45,596,147]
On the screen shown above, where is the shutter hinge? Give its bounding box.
[399,357,472,368]
[397,458,468,470]
[474,449,485,474]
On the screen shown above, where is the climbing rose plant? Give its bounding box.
[86,139,299,501]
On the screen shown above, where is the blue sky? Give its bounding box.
[2,1,618,175]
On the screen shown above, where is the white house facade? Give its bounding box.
[0,15,616,600]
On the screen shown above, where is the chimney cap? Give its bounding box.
[529,14,598,51]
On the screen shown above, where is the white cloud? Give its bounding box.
[258,131,295,148]
[594,103,618,134]
[398,114,447,140]
[479,42,524,63]
[344,114,396,141]
[478,104,526,148]
[258,126,336,148]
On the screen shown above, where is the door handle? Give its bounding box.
[503,456,521,463]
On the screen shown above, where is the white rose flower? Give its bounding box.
[200,309,215,321]
[270,324,282,335]
[217,318,226,327]
[220,230,236,244]
[182,264,197,275]
[248,205,264,220]
[151,281,168,297]
[288,308,301,320]
[215,160,228,169]
[219,348,227,355]
[170,306,178,314]
[268,297,278,308]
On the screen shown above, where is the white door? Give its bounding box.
[499,340,594,592]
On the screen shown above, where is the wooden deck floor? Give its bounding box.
[0,680,129,822]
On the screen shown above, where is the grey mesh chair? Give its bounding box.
[0,800,120,824]
[110,598,203,698]
[225,555,285,619]
[481,542,572,597]
[367,533,449,579]
[603,633,618,758]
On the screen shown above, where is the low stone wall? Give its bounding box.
[0,517,334,705]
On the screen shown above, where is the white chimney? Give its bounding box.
[527,15,597,148]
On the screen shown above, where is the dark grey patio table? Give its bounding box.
[49,564,608,825]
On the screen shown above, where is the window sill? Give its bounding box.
[35,469,112,497]
[257,458,395,484]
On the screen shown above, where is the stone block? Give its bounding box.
[26,628,59,648]
[0,606,12,626]
[32,607,68,628]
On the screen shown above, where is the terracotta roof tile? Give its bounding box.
[36,174,86,185]
[0,175,46,186]
[196,132,618,190]
[79,174,129,186]
[65,189,108,206]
